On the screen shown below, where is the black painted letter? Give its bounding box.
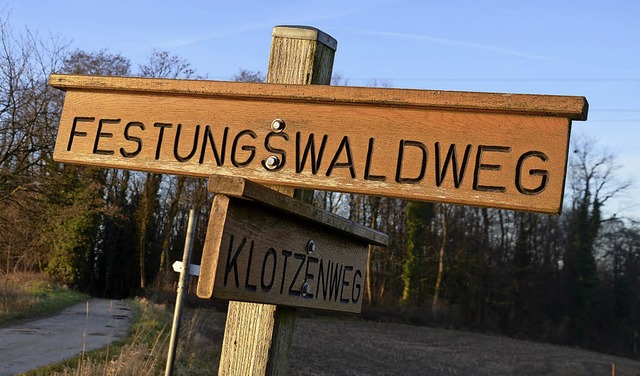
[154,122,173,160]
[199,125,229,166]
[67,116,96,151]
[67,116,94,151]
[224,235,245,288]
[173,123,200,162]
[340,266,353,303]
[231,129,257,167]
[395,140,427,184]
[120,121,145,158]
[261,248,277,292]
[435,143,471,188]
[515,151,549,195]
[243,240,257,292]
[326,136,356,178]
[262,132,289,171]
[473,145,511,193]
[288,253,306,297]
[280,250,293,294]
[364,138,387,181]
[352,269,362,303]
[93,118,119,156]
[295,132,328,174]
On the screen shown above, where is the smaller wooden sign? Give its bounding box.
[196,176,388,313]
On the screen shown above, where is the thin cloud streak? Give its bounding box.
[161,8,358,49]
[161,22,271,49]
[356,29,551,61]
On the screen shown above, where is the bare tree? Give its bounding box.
[0,16,66,202]
[568,136,631,216]
[0,13,68,272]
[564,136,631,345]
[233,69,264,82]
[139,49,195,79]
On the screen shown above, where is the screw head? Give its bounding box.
[307,240,316,254]
[301,283,311,297]
[271,118,286,132]
[264,155,280,170]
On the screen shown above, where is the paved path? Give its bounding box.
[0,299,133,375]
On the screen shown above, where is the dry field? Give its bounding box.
[11,296,640,375]
[287,316,640,376]
[193,308,640,375]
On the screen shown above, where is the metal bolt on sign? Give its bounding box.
[271,118,286,132]
[301,282,311,297]
[264,155,280,170]
[307,240,316,254]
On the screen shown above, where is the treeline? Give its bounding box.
[0,17,210,297]
[1,16,639,358]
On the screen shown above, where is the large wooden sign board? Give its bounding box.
[197,176,388,313]
[50,74,588,214]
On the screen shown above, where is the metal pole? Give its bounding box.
[165,208,198,376]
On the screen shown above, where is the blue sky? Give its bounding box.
[5,0,639,219]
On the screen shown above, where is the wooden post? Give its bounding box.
[217,26,336,376]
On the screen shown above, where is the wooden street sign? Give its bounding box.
[50,74,588,214]
[196,175,388,313]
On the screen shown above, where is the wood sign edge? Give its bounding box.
[49,74,588,120]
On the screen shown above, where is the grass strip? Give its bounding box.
[0,277,89,327]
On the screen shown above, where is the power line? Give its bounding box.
[344,78,640,82]
[583,119,640,123]
[596,109,640,112]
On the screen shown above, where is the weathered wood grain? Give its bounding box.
[48,75,587,121]
[196,194,230,300]
[215,25,338,376]
[207,175,388,246]
[197,196,369,313]
[51,81,578,214]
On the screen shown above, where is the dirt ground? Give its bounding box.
[288,317,640,376]
[199,308,640,375]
